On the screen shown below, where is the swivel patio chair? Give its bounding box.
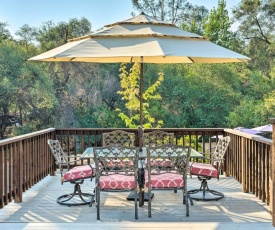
[188,136,231,201]
[146,144,191,217]
[47,139,94,206]
[93,146,139,220]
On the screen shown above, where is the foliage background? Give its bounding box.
[0,0,275,139]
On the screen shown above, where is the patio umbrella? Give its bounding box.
[29,12,250,125]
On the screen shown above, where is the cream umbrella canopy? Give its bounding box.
[29,12,250,125]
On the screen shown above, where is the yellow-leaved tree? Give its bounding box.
[117,63,164,128]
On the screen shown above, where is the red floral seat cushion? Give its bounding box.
[63,165,94,181]
[99,173,136,190]
[190,162,218,178]
[145,171,184,189]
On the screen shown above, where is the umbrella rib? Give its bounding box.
[68,34,206,42]
[187,57,194,63]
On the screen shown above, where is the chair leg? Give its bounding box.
[57,180,94,206]
[185,190,189,217]
[138,191,143,207]
[96,184,100,220]
[57,184,77,204]
[138,168,145,207]
[202,180,207,200]
[148,189,152,218]
[135,186,138,220]
[187,177,224,201]
[183,190,186,204]
[188,193,194,206]
[182,189,190,216]
[89,188,95,207]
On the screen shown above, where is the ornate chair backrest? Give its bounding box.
[211,136,231,169]
[47,139,69,175]
[93,146,139,177]
[102,130,135,147]
[143,130,174,147]
[146,144,191,178]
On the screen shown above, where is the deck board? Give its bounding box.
[0,172,273,229]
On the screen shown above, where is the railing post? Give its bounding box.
[241,136,248,193]
[0,146,3,208]
[49,144,56,177]
[14,141,23,203]
[269,118,275,226]
[50,131,56,176]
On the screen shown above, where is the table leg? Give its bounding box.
[126,168,154,206]
[138,168,145,206]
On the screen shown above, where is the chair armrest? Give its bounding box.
[197,152,211,160]
[68,153,81,159]
[199,152,213,156]
[68,154,85,164]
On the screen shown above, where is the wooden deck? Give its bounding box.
[0,172,273,230]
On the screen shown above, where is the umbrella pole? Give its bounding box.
[139,57,144,126]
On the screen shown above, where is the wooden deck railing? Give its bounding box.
[224,129,271,206]
[0,128,56,208]
[0,126,274,225]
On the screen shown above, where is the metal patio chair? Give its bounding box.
[93,146,139,220]
[188,136,231,201]
[102,130,135,146]
[143,130,174,147]
[137,129,175,205]
[146,144,191,217]
[47,139,94,206]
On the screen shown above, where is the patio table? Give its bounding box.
[80,146,203,162]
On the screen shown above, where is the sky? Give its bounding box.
[0,0,241,37]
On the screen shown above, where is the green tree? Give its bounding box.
[132,0,190,24]
[232,0,275,75]
[16,24,38,53]
[71,63,124,128]
[180,5,208,35]
[0,22,12,42]
[226,90,275,128]
[203,0,233,49]
[36,17,91,51]
[0,39,57,138]
[226,99,260,127]
[0,41,25,138]
[31,18,94,128]
[158,63,242,128]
